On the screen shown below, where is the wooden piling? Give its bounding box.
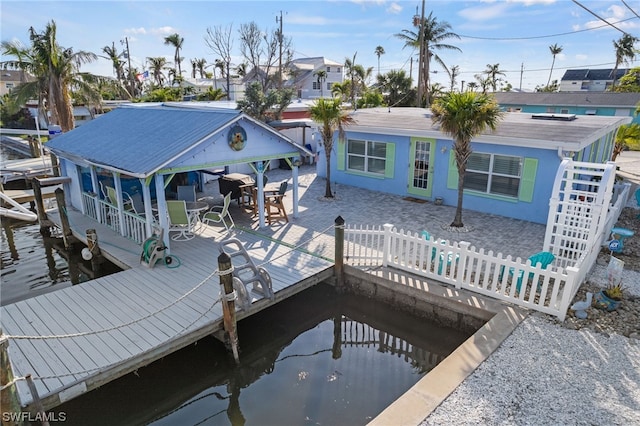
[31,179,50,237]
[54,188,73,250]
[25,375,49,426]
[49,154,59,177]
[1,329,22,426]
[86,229,102,275]
[334,216,345,287]
[218,252,240,364]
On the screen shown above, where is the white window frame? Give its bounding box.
[347,139,387,175]
[464,152,523,198]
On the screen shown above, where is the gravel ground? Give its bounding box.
[422,203,640,426]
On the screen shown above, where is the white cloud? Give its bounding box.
[386,2,402,15]
[125,27,146,35]
[151,26,176,36]
[459,3,510,21]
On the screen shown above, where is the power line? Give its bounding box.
[457,17,637,41]
[621,0,640,20]
[571,0,630,35]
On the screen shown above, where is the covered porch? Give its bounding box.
[46,103,312,253]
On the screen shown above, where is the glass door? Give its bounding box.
[408,137,434,197]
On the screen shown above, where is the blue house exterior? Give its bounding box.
[316,108,630,224]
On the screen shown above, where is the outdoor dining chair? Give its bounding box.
[177,185,197,202]
[203,192,235,234]
[264,181,288,225]
[167,200,196,241]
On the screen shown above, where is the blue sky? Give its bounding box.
[1,0,639,91]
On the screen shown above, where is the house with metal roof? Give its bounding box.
[314,107,631,224]
[492,92,640,125]
[559,68,629,92]
[46,103,311,250]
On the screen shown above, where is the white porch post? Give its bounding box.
[112,172,126,236]
[90,167,102,222]
[257,162,266,228]
[141,177,153,238]
[292,163,299,218]
[155,174,171,252]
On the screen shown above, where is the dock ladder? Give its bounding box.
[219,238,274,309]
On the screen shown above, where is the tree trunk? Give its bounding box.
[324,141,334,198]
[451,169,465,227]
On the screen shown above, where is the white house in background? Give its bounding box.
[286,57,343,99]
[181,78,245,101]
[559,68,629,92]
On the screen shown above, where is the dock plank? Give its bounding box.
[2,207,335,411]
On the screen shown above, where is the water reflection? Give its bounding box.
[55,284,472,425]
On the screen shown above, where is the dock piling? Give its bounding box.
[334,216,345,288]
[31,179,50,237]
[85,229,102,275]
[218,252,240,364]
[1,329,22,426]
[54,188,73,250]
[25,375,49,426]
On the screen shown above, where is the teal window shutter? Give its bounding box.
[337,140,345,171]
[447,150,458,189]
[384,143,395,178]
[518,158,538,202]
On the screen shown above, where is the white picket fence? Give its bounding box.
[342,160,631,321]
[344,224,579,320]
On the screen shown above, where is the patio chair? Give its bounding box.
[167,200,195,241]
[265,181,288,225]
[203,192,235,234]
[635,187,640,218]
[502,251,555,292]
[177,185,197,202]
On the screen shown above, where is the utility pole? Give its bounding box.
[414,0,425,107]
[121,37,135,99]
[519,63,524,92]
[276,11,284,90]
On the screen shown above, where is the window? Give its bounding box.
[465,153,522,197]
[326,66,331,72]
[312,81,320,90]
[347,139,387,175]
[326,82,332,90]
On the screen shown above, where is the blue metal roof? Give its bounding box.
[47,105,244,176]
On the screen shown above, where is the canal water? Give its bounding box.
[0,145,120,306]
[52,283,473,425]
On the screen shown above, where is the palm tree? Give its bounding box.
[547,43,563,87]
[611,34,638,90]
[147,56,168,87]
[612,123,640,160]
[309,97,355,198]
[164,33,184,77]
[314,69,327,97]
[376,69,412,106]
[395,11,461,106]
[447,65,460,92]
[344,52,358,108]
[101,42,126,84]
[484,63,505,92]
[195,58,207,78]
[2,20,98,132]
[431,92,503,227]
[374,45,385,76]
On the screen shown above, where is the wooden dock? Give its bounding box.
[0,208,334,412]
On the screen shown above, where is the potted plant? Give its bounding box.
[594,280,625,311]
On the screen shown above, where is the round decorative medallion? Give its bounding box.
[228,125,247,151]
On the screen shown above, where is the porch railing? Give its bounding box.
[81,191,147,244]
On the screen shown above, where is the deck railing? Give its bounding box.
[81,191,147,244]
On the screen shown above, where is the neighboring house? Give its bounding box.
[559,68,629,92]
[46,103,312,249]
[181,78,245,101]
[0,70,33,96]
[285,57,343,99]
[315,108,630,224]
[492,92,640,126]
